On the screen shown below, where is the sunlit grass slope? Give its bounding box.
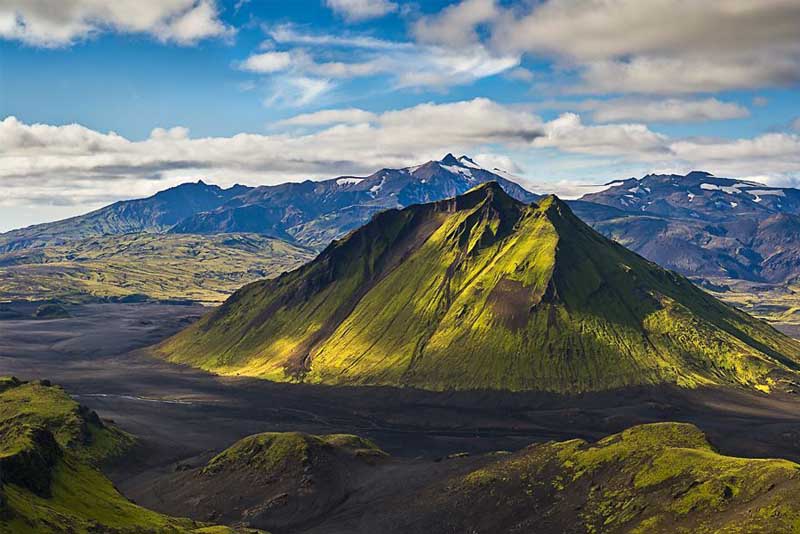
[0,233,314,304]
[417,422,800,533]
[156,182,800,392]
[0,377,263,534]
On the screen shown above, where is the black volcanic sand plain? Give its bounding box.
[6,302,800,532]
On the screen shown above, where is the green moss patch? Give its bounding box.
[418,422,800,533]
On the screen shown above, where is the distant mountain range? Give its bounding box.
[4,157,800,308]
[0,154,535,253]
[155,183,800,393]
[575,172,800,284]
[0,181,249,253]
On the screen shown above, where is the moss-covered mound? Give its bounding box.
[0,378,132,465]
[204,431,385,475]
[156,182,800,393]
[376,422,800,533]
[151,431,386,532]
[0,378,264,534]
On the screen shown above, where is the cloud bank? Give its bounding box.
[3,97,800,217]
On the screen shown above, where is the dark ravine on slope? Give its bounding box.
[155,182,800,393]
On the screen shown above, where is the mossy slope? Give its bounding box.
[398,422,800,534]
[156,182,800,392]
[0,378,262,534]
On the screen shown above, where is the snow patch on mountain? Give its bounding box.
[749,189,785,197]
[370,177,386,196]
[441,164,475,180]
[457,156,482,169]
[336,178,363,186]
[700,183,744,195]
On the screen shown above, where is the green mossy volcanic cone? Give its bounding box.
[156,182,800,393]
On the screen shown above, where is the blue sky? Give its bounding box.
[1,0,800,230]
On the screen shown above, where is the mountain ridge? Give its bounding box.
[0,155,538,253]
[576,171,800,284]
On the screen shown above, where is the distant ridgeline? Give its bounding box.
[156,182,800,393]
[0,154,536,253]
[575,171,800,284]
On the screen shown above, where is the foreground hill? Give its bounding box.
[0,233,314,304]
[150,431,387,532]
[367,422,800,534]
[137,423,800,534]
[0,377,260,534]
[156,182,800,393]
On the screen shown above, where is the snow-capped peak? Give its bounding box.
[458,155,482,169]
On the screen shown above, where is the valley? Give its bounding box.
[5,302,800,532]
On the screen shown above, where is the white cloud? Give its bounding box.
[242,26,519,105]
[473,153,523,174]
[263,76,336,107]
[590,98,749,123]
[415,0,800,94]
[325,0,398,22]
[491,1,800,62]
[665,132,800,185]
[0,100,542,209]
[4,99,800,217]
[240,51,293,73]
[413,0,499,48]
[268,24,412,51]
[533,113,668,157]
[505,67,534,82]
[0,0,234,47]
[577,56,800,94]
[276,108,378,127]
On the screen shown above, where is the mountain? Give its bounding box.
[155,182,800,393]
[0,155,537,254]
[0,180,246,253]
[170,154,538,248]
[581,171,800,220]
[0,154,537,304]
[576,172,800,284]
